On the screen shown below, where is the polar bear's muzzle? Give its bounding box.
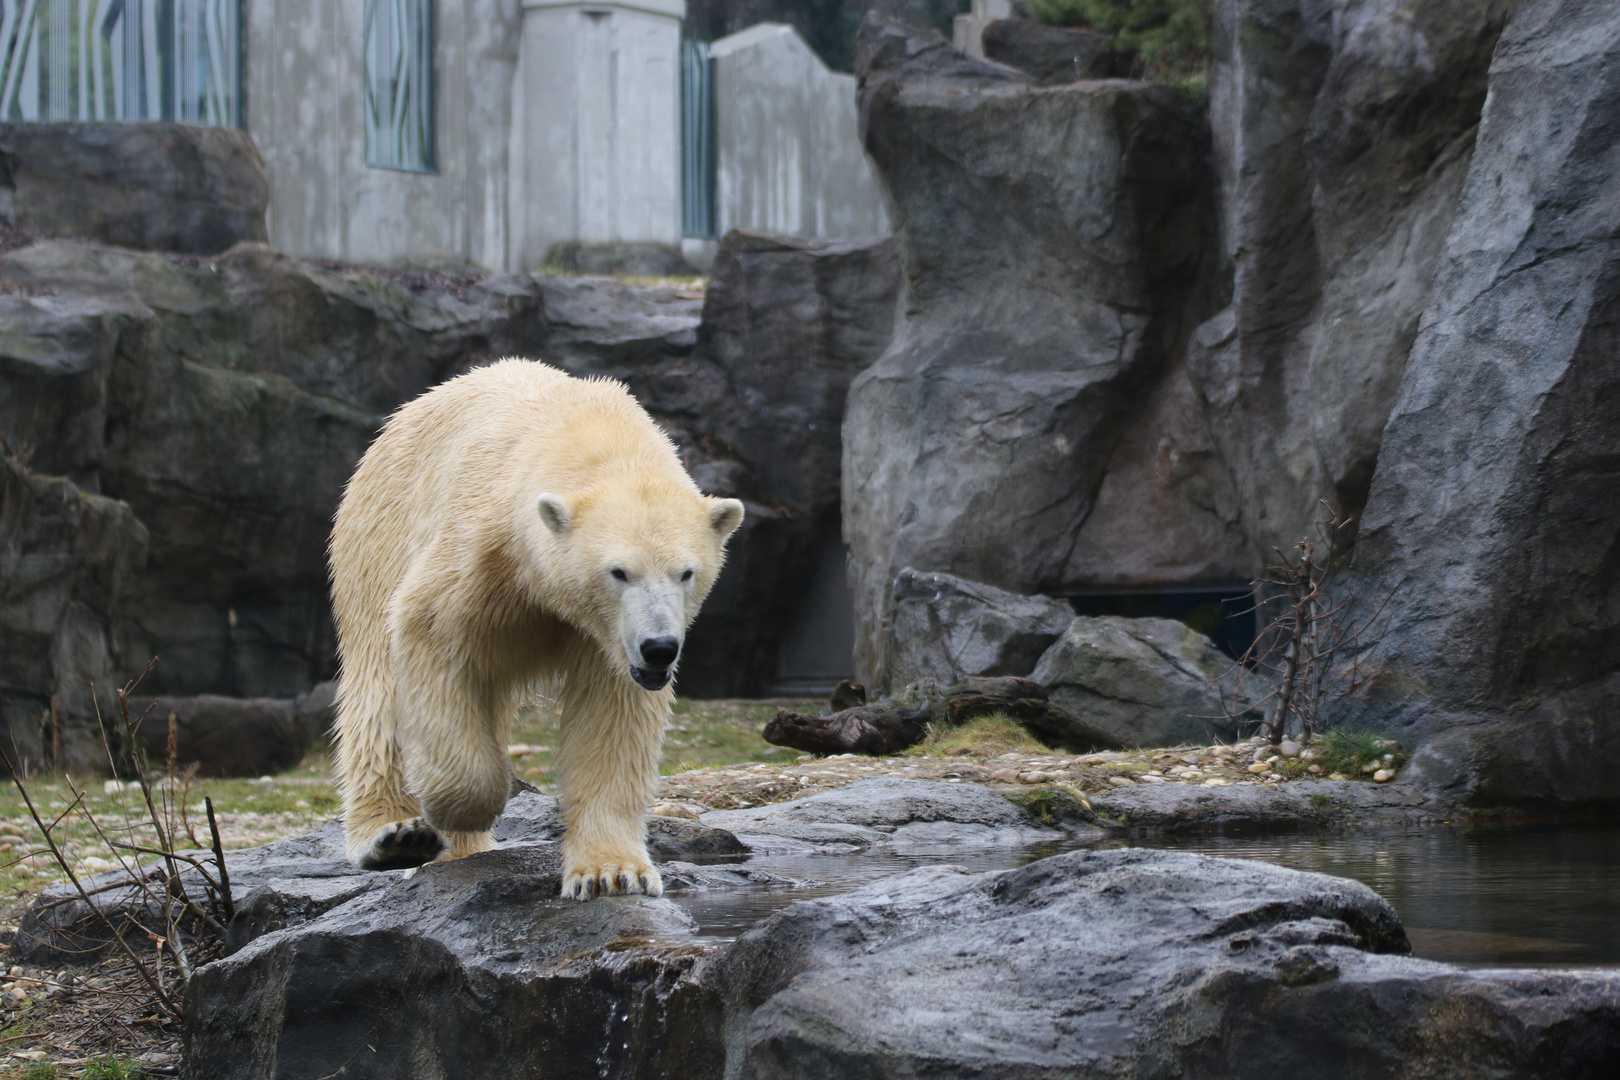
[630,635,680,690]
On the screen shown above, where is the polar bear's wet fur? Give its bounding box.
[330,360,744,899]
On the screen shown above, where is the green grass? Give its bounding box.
[905,713,1052,759]
[507,697,819,785]
[78,1058,146,1080]
[1005,784,1094,825]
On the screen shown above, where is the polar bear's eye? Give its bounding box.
[610,568,629,582]
[681,569,694,582]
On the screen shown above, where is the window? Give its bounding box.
[0,0,240,125]
[364,0,434,172]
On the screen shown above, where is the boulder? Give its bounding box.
[706,848,1620,1079]
[182,846,728,1080]
[123,695,309,778]
[1344,0,1620,803]
[0,122,269,254]
[1028,616,1246,748]
[291,680,337,741]
[0,454,147,773]
[699,776,1081,853]
[882,568,1076,693]
[843,16,1219,688]
[980,19,1124,83]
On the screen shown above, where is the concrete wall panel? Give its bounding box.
[711,23,888,240]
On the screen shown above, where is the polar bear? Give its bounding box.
[329,359,743,899]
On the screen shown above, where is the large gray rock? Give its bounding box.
[843,17,1222,688]
[882,568,1076,693]
[0,454,147,772]
[707,848,1620,1079]
[1028,616,1246,748]
[124,694,310,778]
[183,846,728,1080]
[980,18,1124,83]
[0,122,268,254]
[1344,0,1620,804]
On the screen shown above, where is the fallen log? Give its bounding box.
[762,675,1082,756]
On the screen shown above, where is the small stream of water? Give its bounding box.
[673,822,1620,968]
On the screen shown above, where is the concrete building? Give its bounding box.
[1,1,888,272]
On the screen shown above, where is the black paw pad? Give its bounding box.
[360,818,444,871]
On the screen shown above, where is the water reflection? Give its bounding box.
[669,823,1620,969]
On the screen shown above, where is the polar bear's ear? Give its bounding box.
[537,493,572,535]
[708,498,745,538]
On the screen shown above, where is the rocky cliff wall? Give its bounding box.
[844,1,1620,804]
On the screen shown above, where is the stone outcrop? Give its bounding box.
[1029,615,1248,749]
[708,848,1620,1079]
[0,453,147,772]
[1343,0,1620,805]
[1,224,896,709]
[123,695,314,778]
[0,123,269,254]
[843,16,1224,689]
[882,568,1076,692]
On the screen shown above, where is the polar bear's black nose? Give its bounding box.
[640,636,680,668]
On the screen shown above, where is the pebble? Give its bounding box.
[1278,740,1302,758]
[1373,769,1393,783]
[1246,762,1270,775]
[0,824,22,838]
[650,803,702,819]
[1018,771,1051,784]
[1307,764,1324,775]
[990,768,1020,782]
[1203,778,1227,787]
[1106,776,1134,787]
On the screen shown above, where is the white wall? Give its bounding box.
[244,0,521,270]
[509,0,685,270]
[709,23,888,241]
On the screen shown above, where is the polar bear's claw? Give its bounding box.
[359,817,444,871]
[561,860,662,901]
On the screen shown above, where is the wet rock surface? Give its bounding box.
[1090,778,1443,831]
[699,776,1082,853]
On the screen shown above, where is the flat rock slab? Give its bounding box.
[1091,780,1445,831]
[700,777,1084,853]
[705,847,1620,1079]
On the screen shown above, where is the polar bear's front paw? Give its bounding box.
[561,856,663,901]
[358,817,444,871]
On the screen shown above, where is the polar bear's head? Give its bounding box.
[535,479,744,691]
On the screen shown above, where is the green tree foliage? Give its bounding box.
[1025,0,1212,82]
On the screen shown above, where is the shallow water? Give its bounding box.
[671,822,1620,969]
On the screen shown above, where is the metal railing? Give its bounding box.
[0,0,239,125]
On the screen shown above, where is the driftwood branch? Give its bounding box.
[763,677,1067,756]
